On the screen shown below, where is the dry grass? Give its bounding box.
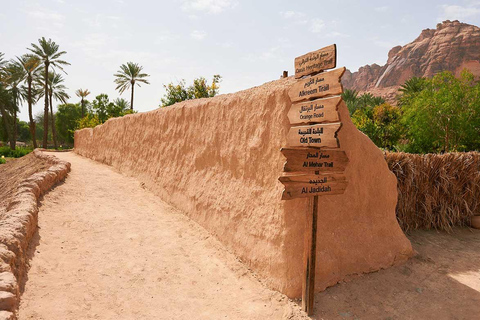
[385,152,480,232]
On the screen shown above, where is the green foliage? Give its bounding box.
[76,113,101,129]
[0,156,5,164]
[90,94,132,124]
[17,121,30,142]
[342,89,385,115]
[56,103,82,144]
[398,77,428,106]
[91,94,112,123]
[402,70,480,153]
[0,146,32,158]
[160,75,222,107]
[352,103,404,150]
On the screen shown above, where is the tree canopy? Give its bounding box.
[160,75,222,107]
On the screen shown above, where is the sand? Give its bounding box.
[17,152,307,320]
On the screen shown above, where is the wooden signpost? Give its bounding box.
[288,67,346,103]
[295,44,337,79]
[281,148,348,173]
[287,123,341,148]
[279,44,349,315]
[287,96,342,125]
[279,173,347,200]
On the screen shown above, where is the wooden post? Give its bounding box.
[302,195,318,315]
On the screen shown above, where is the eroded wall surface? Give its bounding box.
[74,77,413,297]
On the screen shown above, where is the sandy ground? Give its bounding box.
[16,151,480,319]
[18,152,306,320]
[312,229,480,320]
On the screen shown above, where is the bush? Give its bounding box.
[0,156,6,164]
[0,146,33,158]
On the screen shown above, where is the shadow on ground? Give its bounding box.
[309,228,480,320]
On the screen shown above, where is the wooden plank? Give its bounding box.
[281,148,349,173]
[288,96,342,125]
[302,195,318,315]
[295,44,336,79]
[286,123,341,148]
[279,173,347,200]
[288,67,345,103]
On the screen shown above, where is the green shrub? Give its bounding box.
[0,157,6,164]
[0,146,33,158]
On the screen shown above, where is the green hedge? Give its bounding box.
[0,146,33,158]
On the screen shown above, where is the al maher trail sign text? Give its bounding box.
[278,44,350,315]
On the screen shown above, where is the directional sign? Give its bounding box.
[295,44,336,79]
[279,173,347,200]
[288,96,342,125]
[286,123,341,148]
[288,67,345,103]
[281,148,348,173]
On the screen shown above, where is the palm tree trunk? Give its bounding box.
[49,90,58,149]
[43,63,49,148]
[0,105,14,150]
[81,98,84,118]
[27,77,37,148]
[12,94,17,150]
[130,84,134,111]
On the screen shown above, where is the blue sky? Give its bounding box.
[2,0,480,121]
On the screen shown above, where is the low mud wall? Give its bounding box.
[0,150,70,319]
[75,77,413,297]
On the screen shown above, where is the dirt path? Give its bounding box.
[18,152,304,320]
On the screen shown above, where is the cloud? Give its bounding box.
[279,10,308,24]
[310,19,325,33]
[26,8,66,31]
[190,30,207,40]
[181,0,237,14]
[374,6,389,12]
[27,9,65,23]
[83,14,122,28]
[325,31,350,38]
[439,4,480,21]
[243,46,286,63]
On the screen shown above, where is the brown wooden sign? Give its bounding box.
[281,148,348,173]
[295,44,336,79]
[288,96,342,125]
[286,123,341,148]
[279,173,347,200]
[288,67,345,103]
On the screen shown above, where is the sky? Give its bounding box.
[2,0,480,121]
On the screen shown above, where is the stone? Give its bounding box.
[0,311,14,320]
[0,273,16,295]
[0,291,16,311]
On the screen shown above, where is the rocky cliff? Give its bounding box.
[343,20,480,100]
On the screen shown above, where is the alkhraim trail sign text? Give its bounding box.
[278,43,350,315]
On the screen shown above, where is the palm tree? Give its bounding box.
[36,71,69,149]
[0,56,16,149]
[28,37,70,148]
[3,62,26,149]
[17,54,41,148]
[75,88,90,118]
[114,62,150,110]
[398,77,427,106]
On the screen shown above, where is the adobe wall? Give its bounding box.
[74,77,413,297]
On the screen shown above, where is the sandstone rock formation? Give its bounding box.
[343,20,480,101]
[75,75,413,297]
